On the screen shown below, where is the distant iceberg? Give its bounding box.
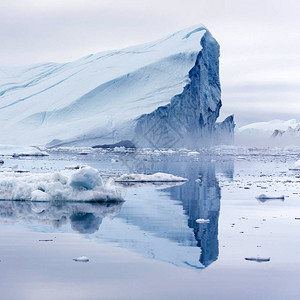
[0,25,234,149]
[236,119,300,147]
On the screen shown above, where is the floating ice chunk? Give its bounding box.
[115,172,187,183]
[0,166,123,202]
[73,256,89,262]
[70,167,103,190]
[295,159,300,167]
[195,218,210,224]
[245,257,270,263]
[195,179,202,183]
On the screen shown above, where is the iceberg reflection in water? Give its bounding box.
[0,201,123,234]
[0,157,234,270]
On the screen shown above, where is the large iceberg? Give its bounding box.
[0,25,234,148]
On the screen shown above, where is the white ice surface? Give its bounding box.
[0,166,123,201]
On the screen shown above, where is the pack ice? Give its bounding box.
[0,25,234,148]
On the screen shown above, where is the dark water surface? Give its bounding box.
[0,148,299,299]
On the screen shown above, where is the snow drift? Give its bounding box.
[0,25,234,148]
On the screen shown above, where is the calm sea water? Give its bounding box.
[0,148,299,299]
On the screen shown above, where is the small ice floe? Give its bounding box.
[0,166,123,202]
[195,218,210,224]
[256,194,284,202]
[73,256,89,262]
[245,257,270,263]
[115,172,187,183]
[195,179,202,183]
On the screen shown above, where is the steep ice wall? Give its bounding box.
[135,31,234,148]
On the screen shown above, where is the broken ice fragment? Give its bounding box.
[195,219,210,224]
[73,256,89,262]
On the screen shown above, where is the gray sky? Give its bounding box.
[0,0,299,125]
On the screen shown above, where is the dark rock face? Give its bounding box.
[134,31,235,149]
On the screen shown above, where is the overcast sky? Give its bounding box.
[0,0,299,125]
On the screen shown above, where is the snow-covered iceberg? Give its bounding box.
[0,166,123,202]
[0,25,234,149]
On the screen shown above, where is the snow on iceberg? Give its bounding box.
[0,166,123,202]
[0,25,234,148]
[115,172,187,183]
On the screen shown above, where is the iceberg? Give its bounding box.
[0,25,234,149]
